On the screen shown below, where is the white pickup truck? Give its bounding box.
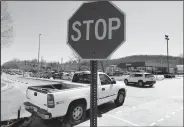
[23,71,127,125]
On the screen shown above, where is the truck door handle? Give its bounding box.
[102,88,105,91]
[34,92,37,96]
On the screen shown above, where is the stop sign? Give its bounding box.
[67,1,126,59]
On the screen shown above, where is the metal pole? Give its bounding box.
[167,39,169,73]
[90,60,97,127]
[38,34,41,72]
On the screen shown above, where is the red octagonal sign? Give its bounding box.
[67,1,126,60]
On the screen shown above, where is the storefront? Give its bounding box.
[118,61,176,74]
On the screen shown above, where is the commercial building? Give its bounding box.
[117,61,176,74]
[176,65,183,74]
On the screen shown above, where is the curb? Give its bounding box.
[1,82,13,92]
[24,77,66,83]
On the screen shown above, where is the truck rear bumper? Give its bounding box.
[24,102,52,120]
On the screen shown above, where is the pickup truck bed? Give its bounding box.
[28,82,88,93]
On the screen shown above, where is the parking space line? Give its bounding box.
[165,115,170,118]
[171,112,176,115]
[157,118,164,122]
[107,114,140,126]
[149,122,156,126]
[115,111,122,114]
[131,99,160,109]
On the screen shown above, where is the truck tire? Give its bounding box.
[124,79,129,85]
[67,103,86,125]
[114,90,125,107]
[138,80,144,87]
[149,84,154,87]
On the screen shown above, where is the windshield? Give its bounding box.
[145,74,154,78]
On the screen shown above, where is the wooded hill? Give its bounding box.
[104,55,183,66]
[2,55,183,71]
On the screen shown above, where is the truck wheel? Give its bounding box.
[124,79,129,85]
[115,91,125,107]
[67,103,86,125]
[138,80,144,87]
[149,84,154,87]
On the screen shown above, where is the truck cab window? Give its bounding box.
[99,74,112,85]
[72,73,91,84]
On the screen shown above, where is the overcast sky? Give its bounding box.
[1,1,183,64]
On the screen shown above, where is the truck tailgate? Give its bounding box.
[27,87,48,110]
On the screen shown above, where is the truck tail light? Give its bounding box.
[47,94,55,108]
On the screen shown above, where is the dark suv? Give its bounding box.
[53,72,63,79]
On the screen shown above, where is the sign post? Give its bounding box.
[67,1,126,127]
[90,60,98,127]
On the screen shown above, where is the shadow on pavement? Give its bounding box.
[126,84,155,89]
[27,102,118,127]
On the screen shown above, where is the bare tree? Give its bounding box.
[69,52,82,71]
[1,1,14,48]
[100,60,105,72]
[179,53,183,58]
[69,52,90,71]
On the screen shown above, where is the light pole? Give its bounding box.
[41,56,43,70]
[38,34,41,72]
[165,35,169,74]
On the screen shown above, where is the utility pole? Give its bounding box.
[38,34,41,74]
[165,35,170,74]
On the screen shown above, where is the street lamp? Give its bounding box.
[38,34,41,71]
[165,35,169,74]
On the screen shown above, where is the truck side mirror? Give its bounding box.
[111,78,116,84]
[112,80,116,84]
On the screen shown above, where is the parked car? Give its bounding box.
[61,72,71,80]
[9,72,16,75]
[23,71,127,125]
[164,73,175,78]
[15,71,23,75]
[124,72,156,87]
[42,72,52,79]
[53,72,63,79]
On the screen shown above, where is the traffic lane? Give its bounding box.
[151,107,183,126]
[124,77,183,99]
[77,78,183,126]
[1,87,30,121]
[1,75,63,121]
[105,97,183,126]
[4,76,183,126]
[9,76,63,85]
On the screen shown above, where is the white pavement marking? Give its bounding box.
[149,122,156,126]
[171,112,176,115]
[115,111,122,114]
[165,115,170,118]
[132,106,136,109]
[131,98,162,109]
[107,114,140,126]
[158,118,164,122]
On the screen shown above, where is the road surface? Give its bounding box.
[1,74,183,126]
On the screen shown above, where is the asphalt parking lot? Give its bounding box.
[1,74,183,126]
